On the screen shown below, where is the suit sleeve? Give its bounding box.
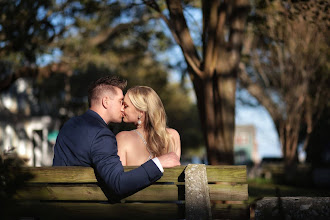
[90,128,162,197]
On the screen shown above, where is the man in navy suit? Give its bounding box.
[53,75,180,198]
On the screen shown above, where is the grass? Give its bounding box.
[247,177,330,203]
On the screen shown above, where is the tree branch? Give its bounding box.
[146,0,201,78]
[88,14,160,47]
[203,0,222,75]
[0,62,72,92]
[227,0,250,70]
[238,62,282,122]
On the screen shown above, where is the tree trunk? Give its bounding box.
[147,0,249,165]
[189,69,236,165]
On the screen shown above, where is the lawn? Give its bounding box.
[248,178,330,203]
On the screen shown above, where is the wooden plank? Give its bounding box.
[124,184,183,202]
[185,164,212,220]
[211,204,250,220]
[206,165,247,183]
[23,165,247,184]
[5,202,250,220]
[15,184,182,201]
[23,166,186,183]
[23,166,97,183]
[209,183,248,201]
[15,183,248,202]
[15,185,108,201]
[4,202,185,220]
[12,165,249,219]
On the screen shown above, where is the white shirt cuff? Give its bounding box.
[152,157,164,173]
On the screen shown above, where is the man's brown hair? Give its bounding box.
[88,75,127,107]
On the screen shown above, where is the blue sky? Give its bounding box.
[235,96,282,159]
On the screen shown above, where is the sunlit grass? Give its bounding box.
[247,178,330,204]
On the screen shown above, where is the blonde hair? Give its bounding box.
[127,86,173,156]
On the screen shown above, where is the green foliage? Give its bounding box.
[305,102,330,166]
[241,0,329,164]
[163,84,204,153]
[0,0,63,63]
[0,0,205,153]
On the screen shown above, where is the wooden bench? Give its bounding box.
[5,164,249,219]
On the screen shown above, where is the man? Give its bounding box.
[53,75,180,198]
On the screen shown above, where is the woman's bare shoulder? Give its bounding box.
[116,131,136,146]
[167,128,180,138]
[167,128,181,145]
[116,130,133,138]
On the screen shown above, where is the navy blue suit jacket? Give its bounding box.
[53,109,162,197]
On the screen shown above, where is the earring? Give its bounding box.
[137,115,142,128]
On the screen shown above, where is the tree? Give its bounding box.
[0,0,70,91]
[143,0,250,164]
[305,102,330,168]
[1,0,169,115]
[0,0,204,153]
[239,0,329,167]
[1,1,250,164]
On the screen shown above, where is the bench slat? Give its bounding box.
[23,166,96,183]
[206,165,247,183]
[23,166,185,183]
[23,165,247,183]
[15,183,248,201]
[15,184,183,201]
[5,202,185,220]
[209,183,248,201]
[211,204,250,220]
[5,202,248,220]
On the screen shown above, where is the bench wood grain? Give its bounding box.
[7,165,249,220]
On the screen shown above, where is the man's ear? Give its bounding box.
[102,96,109,109]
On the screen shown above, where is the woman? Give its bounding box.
[116,86,181,166]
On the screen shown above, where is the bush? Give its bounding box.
[0,148,33,201]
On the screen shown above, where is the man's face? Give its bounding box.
[107,87,124,123]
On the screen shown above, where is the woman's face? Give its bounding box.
[122,94,141,124]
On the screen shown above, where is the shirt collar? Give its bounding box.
[86,109,108,126]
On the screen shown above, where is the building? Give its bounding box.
[0,115,60,167]
[234,125,259,165]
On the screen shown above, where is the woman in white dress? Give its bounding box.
[116,86,181,166]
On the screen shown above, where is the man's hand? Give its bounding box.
[158,152,180,168]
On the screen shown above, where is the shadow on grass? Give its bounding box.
[248,178,330,202]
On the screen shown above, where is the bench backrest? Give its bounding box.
[10,164,248,219]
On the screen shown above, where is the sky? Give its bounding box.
[235,97,282,159]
